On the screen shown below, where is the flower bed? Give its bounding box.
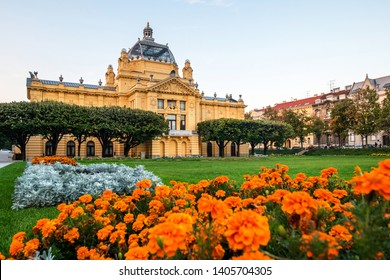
[31,156,78,166]
[12,162,162,210]
[2,160,389,260]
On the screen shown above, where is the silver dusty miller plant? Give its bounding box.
[12,162,162,210]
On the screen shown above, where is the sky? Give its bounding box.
[0,0,389,112]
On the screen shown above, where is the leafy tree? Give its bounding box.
[380,87,390,138]
[117,109,168,157]
[0,102,39,160]
[281,109,311,148]
[197,119,237,157]
[310,117,325,148]
[350,87,381,148]
[330,99,355,148]
[244,112,253,120]
[89,106,121,157]
[68,105,91,157]
[245,120,264,156]
[262,106,280,121]
[270,121,294,150]
[0,131,12,150]
[36,101,73,155]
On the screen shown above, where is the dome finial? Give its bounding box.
[143,22,154,41]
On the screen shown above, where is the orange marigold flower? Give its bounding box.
[77,246,90,260]
[64,228,80,244]
[224,196,242,209]
[294,173,307,183]
[352,169,390,200]
[23,239,40,258]
[233,251,273,260]
[281,191,317,219]
[313,189,333,201]
[215,190,226,198]
[97,225,114,240]
[332,189,348,199]
[9,239,24,257]
[41,220,57,238]
[125,246,149,260]
[328,225,352,242]
[155,185,171,198]
[175,199,187,208]
[132,220,145,232]
[12,232,26,242]
[70,206,85,219]
[33,219,50,233]
[266,189,290,204]
[225,210,270,252]
[378,159,390,172]
[114,200,128,212]
[166,213,193,232]
[136,179,152,189]
[148,222,188,258]
[197,195,229,219]
[79,194,93,204]
[211,244,225,260]
[320,167,338,179]
[213,176,229,186]
[124,213,134,224]
[0,252,5,260]
[102,189,114,201]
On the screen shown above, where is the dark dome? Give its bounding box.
[128,23,176,63]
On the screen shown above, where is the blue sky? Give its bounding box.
[0,0,389,111]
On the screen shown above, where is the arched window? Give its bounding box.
[87,141,95,157]
[45,141,53,156]
[207,142,212,157]
[170,70,176,77]
[66,141,76,157]
[231,143,236,157]
[103,141,114,157]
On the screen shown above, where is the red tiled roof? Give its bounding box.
[273,96,319,110]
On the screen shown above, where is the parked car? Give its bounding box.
[0,149,14,161]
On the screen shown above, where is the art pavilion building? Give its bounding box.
[25,23,247,159]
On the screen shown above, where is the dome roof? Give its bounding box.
[128,23,176,64]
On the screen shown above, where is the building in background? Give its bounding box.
[26,23,247,159]
[250,74,390,148]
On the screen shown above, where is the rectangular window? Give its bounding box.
[180,115,186,130]
[371,135,376,141]
[350,133,355,142]
[167,100,176,109]
[180,101,186,111]
[167,114,176,130]
[158,99,164,109]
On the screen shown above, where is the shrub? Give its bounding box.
[11,162,162,210]
[3,160,390,260]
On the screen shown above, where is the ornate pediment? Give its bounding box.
[149,77,196,96]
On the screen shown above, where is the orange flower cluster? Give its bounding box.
[3,159,389,260]
[31,156,78,166]
[352,159,390,200]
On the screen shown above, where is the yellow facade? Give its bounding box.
[26,23,247,159]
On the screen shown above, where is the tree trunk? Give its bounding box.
[263,141,268,155]
[20,144,26,161]
[250,142,256,156]
[236,143,240,157]
[124,143,131,157]
[217,141,225,157]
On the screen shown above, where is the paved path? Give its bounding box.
[0,162,14,169]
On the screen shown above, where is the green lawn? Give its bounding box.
[0,155,388,256]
